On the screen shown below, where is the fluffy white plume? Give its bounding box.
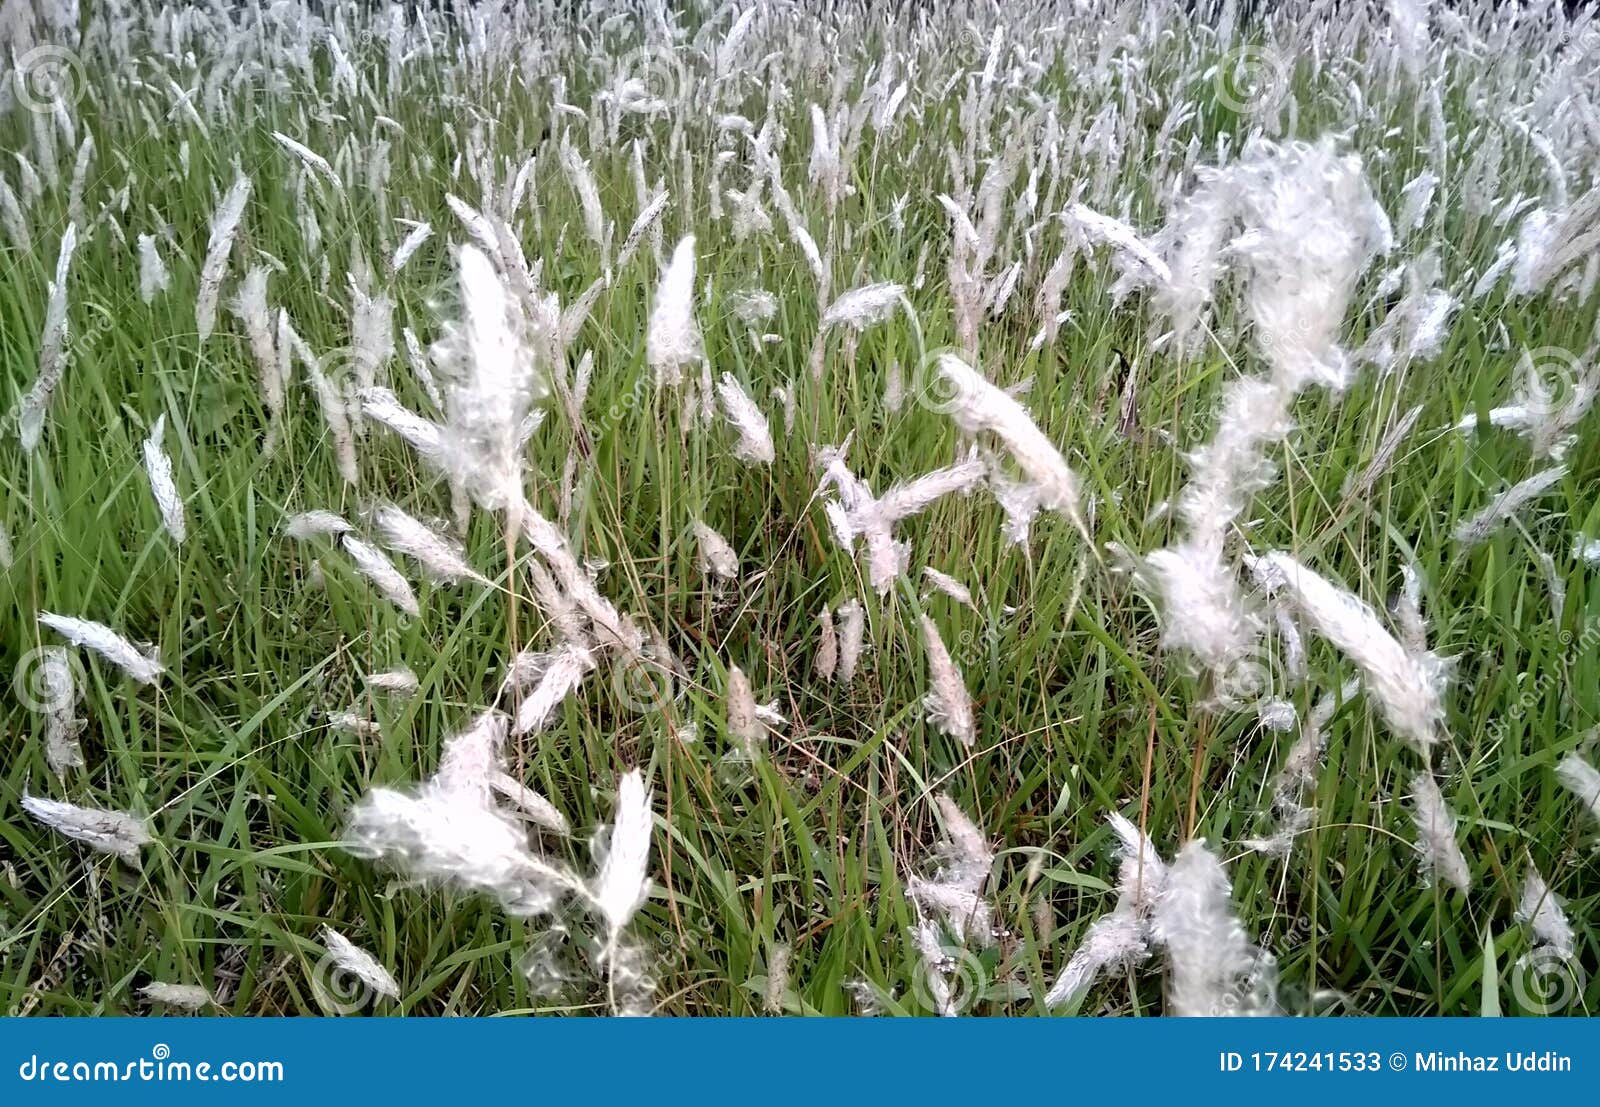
[647,236,701,386]
[142,415,187,544]
[320,927,401,1001]
[1250,553,1448,754]
[1555,753,1600,828]
[692,520,739,581]
[1516,869,1574,961]
[920,615,975,747]
[38,612,164,685]
[16,224,78,452]
[1153,841,1278,1016]
[139,983,213,1009]
[1453,465,1567,547]
[339,535,421,617]
[1408,773,1471,893]
[593,770,652,935]
[371,504,488,585]
[22,793,151,862]
[935,354,1083,540]
[137,234,170,303]
[715,373,774,464]
[195,174,252,342]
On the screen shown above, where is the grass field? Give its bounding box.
[1,0,1598,1017]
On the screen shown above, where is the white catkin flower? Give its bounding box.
[272,133,341,189]
[513,642,594,735]
[195,174,252,343]
[371,504,487,585]
[1153,841,1278,1016]
[716,373,774,464]
[814,607,838,681]
[692,521,739,581]
[284,510,354,540]
[30,646,85,776]
[21,793,151,862]
[320,928,401,1001]
[1516,869,1575,961]
[647,236,701,387]
[1408,773,1472,893]
[16,224,78,452]
[1250,553,1448,755]
[490,775,571,835]
[38,612,164,685]
[907,794,995,950]
[346,711,587,916]
[365,668,419,697]
[230,267,283,428]
[139,982,213,1009]
[142,415,187,544]
[1453,465,1568,547]
[390,221,432,274]
[593,770,652,936]
[1045,811,1167,1008]
[137,234,170,303]
[920,615,975,747]
[339,534,421,617]
[936,354,1083,538]
[820,282,906,332]
[921,568,976,610]
[1555,753,1600,829]
[837,600,865,683]
[726,664,762,760]
[432,245,549,516]
[764,943,791,1014]
[359,387,445,462]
